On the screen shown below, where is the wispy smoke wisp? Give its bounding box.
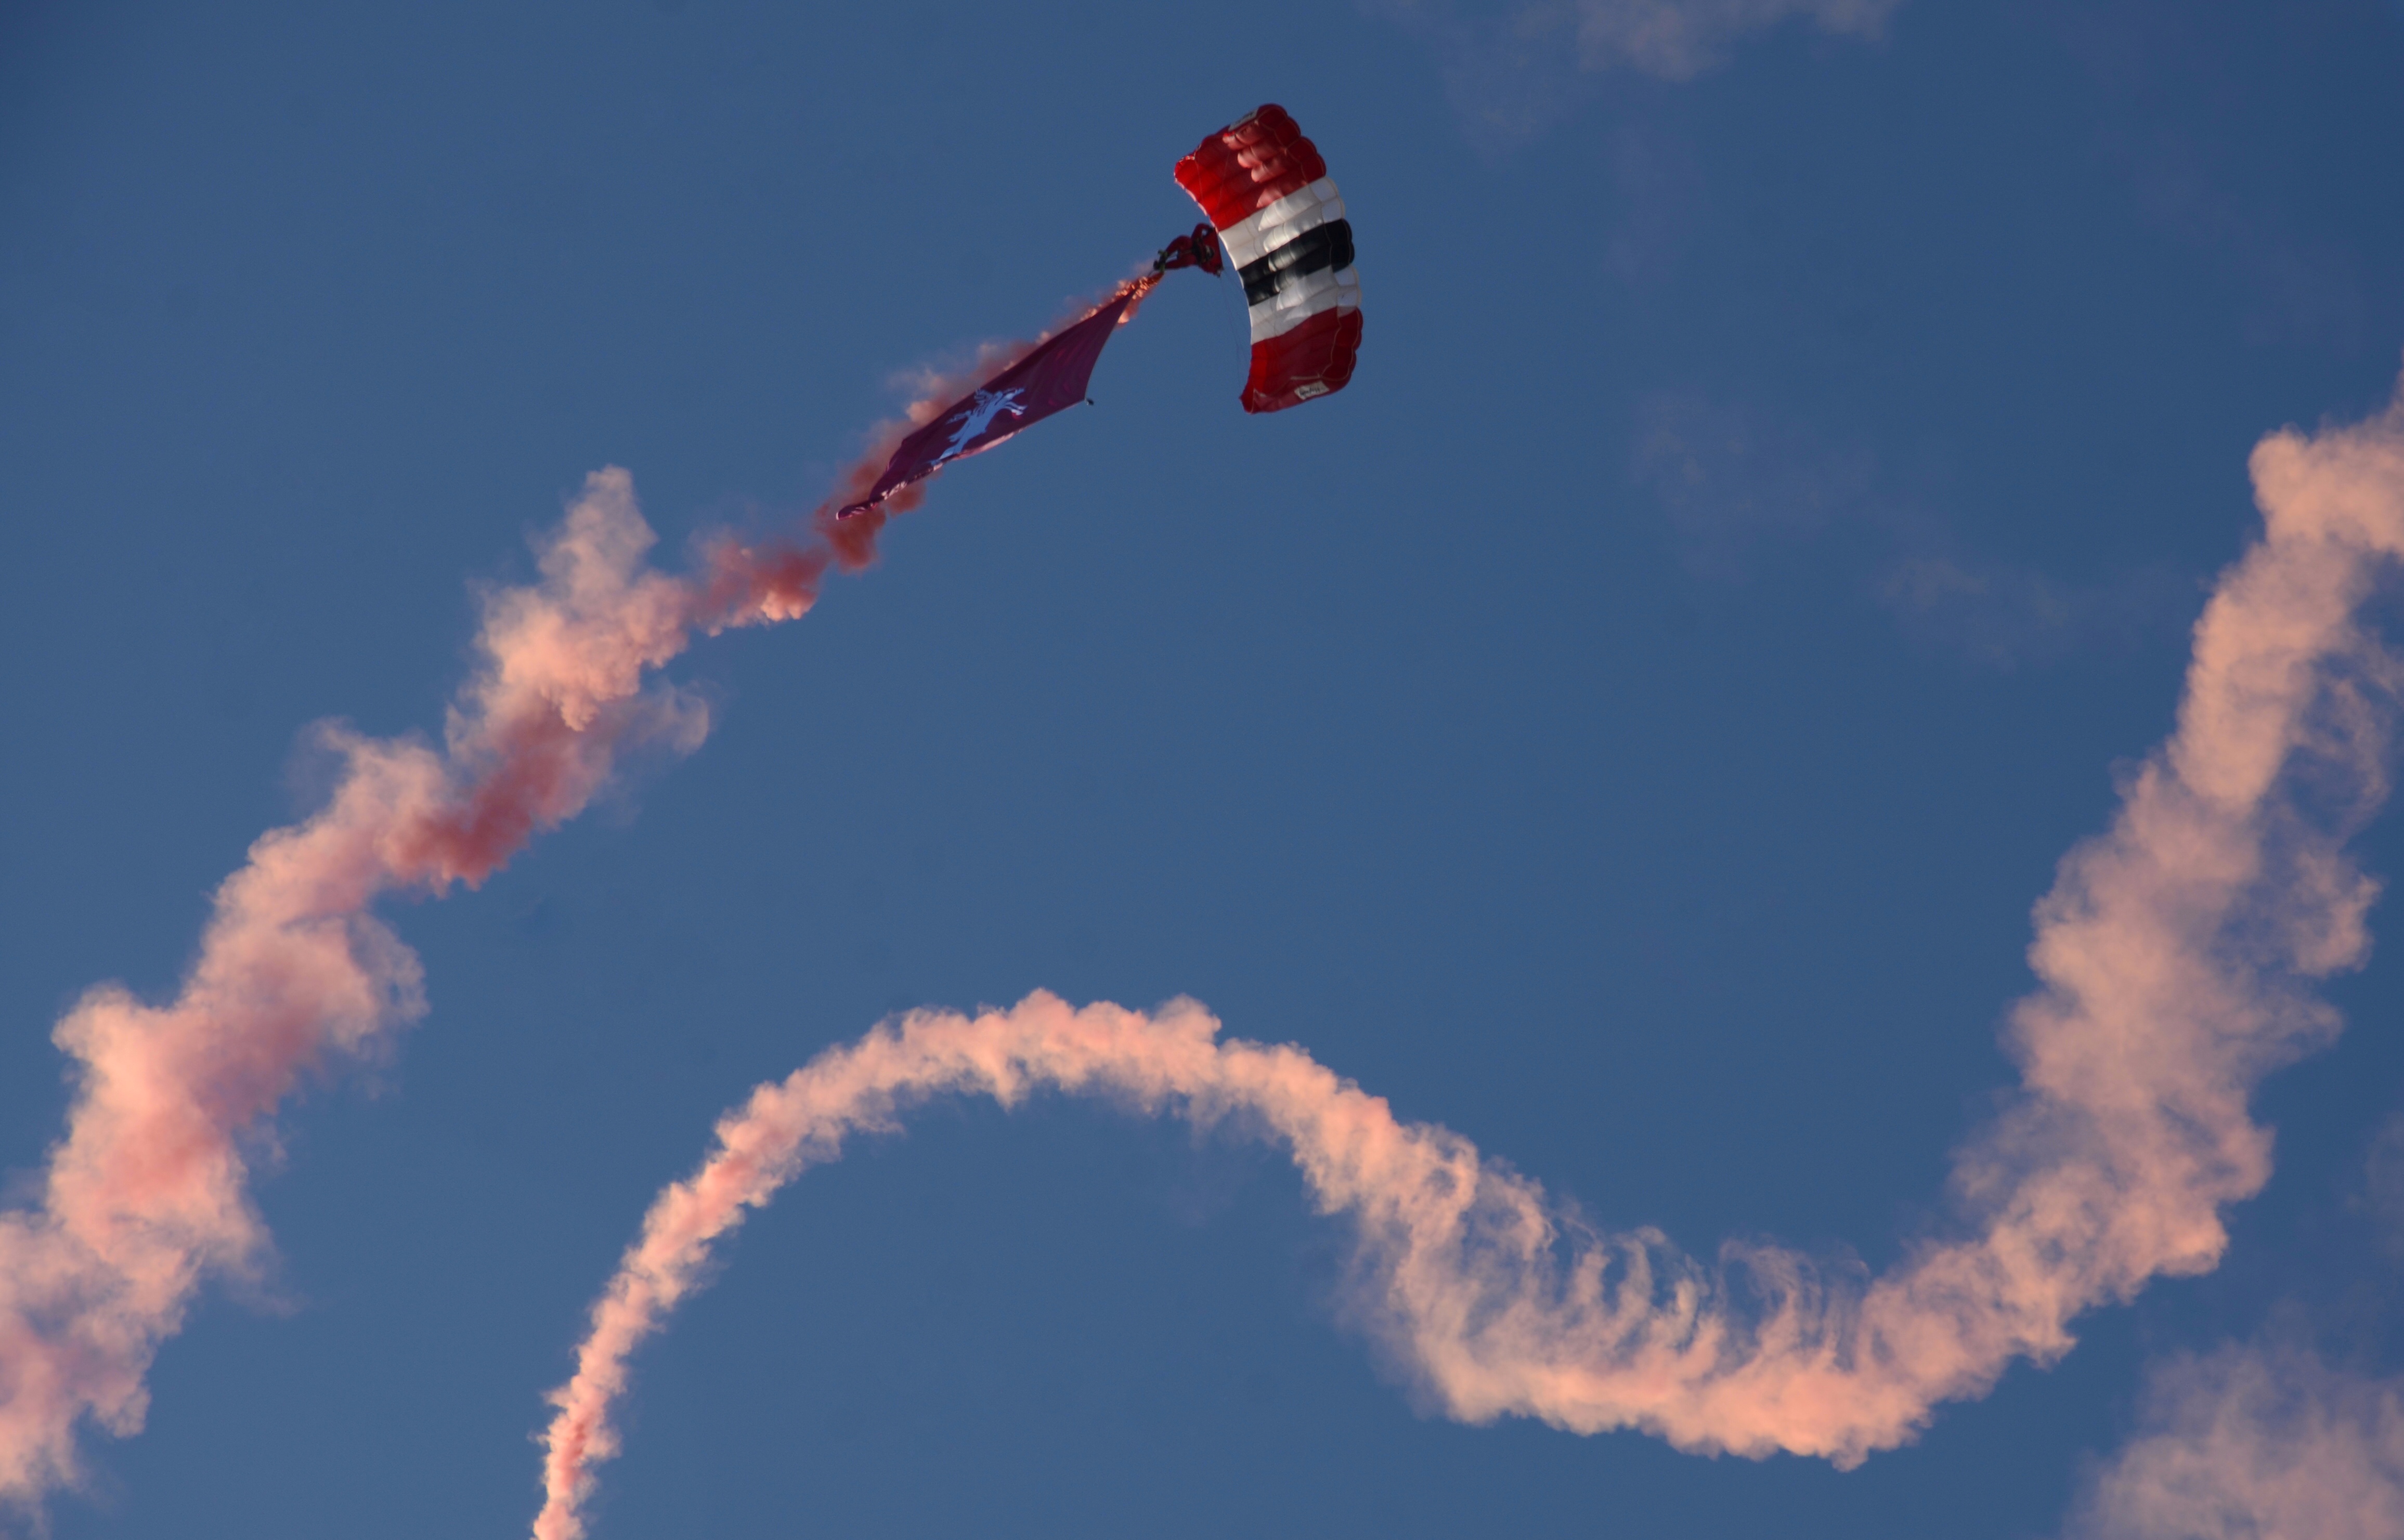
[1375,0,1904,140]
[1633,389,2195,668]
[1559,0,1903,81]
[533,386,2404,1537]
[0,469,819,1515]
[2071,1343,2404,1540]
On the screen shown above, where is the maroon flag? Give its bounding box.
[839,285,1148,518]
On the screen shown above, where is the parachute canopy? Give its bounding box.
[1175,105,1361,414]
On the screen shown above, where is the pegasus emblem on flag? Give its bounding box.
[937,388,1029,463]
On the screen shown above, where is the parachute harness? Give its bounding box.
[1152,221,1224,276]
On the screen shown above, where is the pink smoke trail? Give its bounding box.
[532,383,2404,1539]
[0,468,821,1516]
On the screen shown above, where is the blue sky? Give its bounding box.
[5,2,2404,1536]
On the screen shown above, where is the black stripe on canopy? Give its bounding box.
[1240,219,1355,308]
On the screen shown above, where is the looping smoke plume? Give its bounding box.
[0,469,819,1516]
[531,386,2404,1539]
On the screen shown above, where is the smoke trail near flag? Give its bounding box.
[531,383,2404,1540]
[0,469,821,1513]
[0,269,1178,1520]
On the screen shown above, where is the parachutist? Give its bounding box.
[1153,222,1225,277]
[833,105,1356,521]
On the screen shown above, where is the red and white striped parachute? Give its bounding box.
[1175,105,1362,414]
[831,105,1359,521]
